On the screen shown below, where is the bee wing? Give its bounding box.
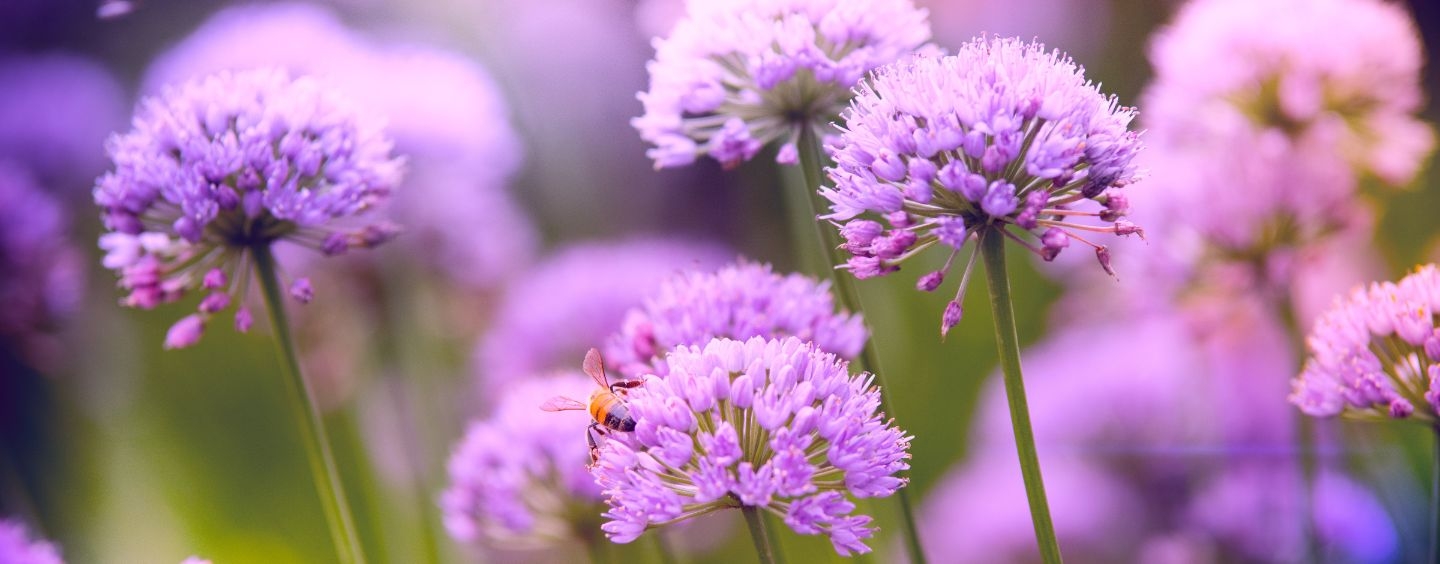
[583,348,611,389]
[540,396,588,412]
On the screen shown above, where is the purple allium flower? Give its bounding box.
[143,3,535,288]
[93,68,404,348]
[0,162,82,369]
[591,337,910,556]
[1290,264,1440,421]
[474,239,728,397]
[603,261,867,379]
[822,37,1143,332]
[0,55,125,187]
[442,374,603,547]
[633,0,932,169]
[0,519,62,564]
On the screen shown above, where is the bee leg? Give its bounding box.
[609,379,644,394]
[587,422,606,467]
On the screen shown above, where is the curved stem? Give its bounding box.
[252,245,367,564]
[742,506,782,564]
[793,126,928,564]
[978,228,1062,564]
[1266,275,1321,563]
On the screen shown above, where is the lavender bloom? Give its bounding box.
[1291,264,1440,421]
[1139,0,1431,262]
[633,0,931,169]
[93,68,404,348]
[474,239,728,397]
[442,374,603,548]
[822,37,1143,333]
[591,337,911,555]
[0,162,82,369]
[143,3,534,287]
[0,519,62,564]
[603,261,867,379]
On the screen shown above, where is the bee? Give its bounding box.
[540,348,643,464]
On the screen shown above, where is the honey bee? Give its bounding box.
[540,348,642,464]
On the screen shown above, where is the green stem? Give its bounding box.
[742,506,782,564]
[252,245,367,564]
[1267,277,1321,563]
[978,228,1062,564]
[794,126,928,564]
[1431,425,1439,564]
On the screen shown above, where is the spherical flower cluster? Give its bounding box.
[821,37,1143,334]
[603,261,867,379]
[1140,0,1432,256]
[0,519,62,564]
[632,0,931,169]
[93,68,404,349]
[591,337,910,556]
[442,374,602,548]
[1291,264,1440,422]
[0,162,81,368]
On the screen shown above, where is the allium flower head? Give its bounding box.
[633,0,931,169]
[442,374,602,548]
[603,261,867,378]
[822,37,1143,334]
[93,68,404,348]
[591,336,910,555]
[1291,264,1440,422]
[0,519,62,564]
[1,162,81,368]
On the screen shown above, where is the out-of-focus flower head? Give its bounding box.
[592,337,910,555]
[143,2,534,288]
[0,55,125,189]
[93,68,404,349]
[1140,0,1431,260]
[822,37,1143,335]
[442,374,602,548]
[474,238,728,397]
[603,260,867,379]
[1291,264,1440,421]
[0,519,62,564]
[0,162,82,370]
[633,0,931,169]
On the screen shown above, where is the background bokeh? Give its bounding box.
[2,0,1439,562]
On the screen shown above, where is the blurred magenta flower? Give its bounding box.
[591,337,911,555]
[0,55,125,189]
[93,68,404,349]
[144,2,535,287]
[442,374,603,548]
[0,162,81,370]
[821,37,1143,334]
[603,261,867,379]
[474,238,728,396]
[1291,265,1440,421]
[1140,0,1431,257]
[633,0,931,169]
[0,519,61,564]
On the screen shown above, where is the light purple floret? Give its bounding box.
[1291,264,1440,422]
[0,519,62,564]
[591,336,910,556]
[822,37,1142,334]
[441,374,602,548]
[603,261,867,379]
[92,68,404,349]
[633,0,931,169]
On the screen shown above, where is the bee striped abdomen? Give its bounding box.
[589,392,636,432]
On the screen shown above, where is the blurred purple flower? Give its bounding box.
[442,374,602,547]
[93,68,404,349]
[0,54,125,189]
[0,519,62,564]
[591,337,911,556]
[603,261,867,379]
[0,161,82,370]
[143,2,535,287]
[1140,0,1431,257]
[473,238,728,397]
[822,37,1144,333]
[633,0,931,169]
[1291,264,1440,421]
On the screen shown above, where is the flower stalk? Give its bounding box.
[978,228,1062,564]
[253,244,367,564]
[742,506,783,564]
